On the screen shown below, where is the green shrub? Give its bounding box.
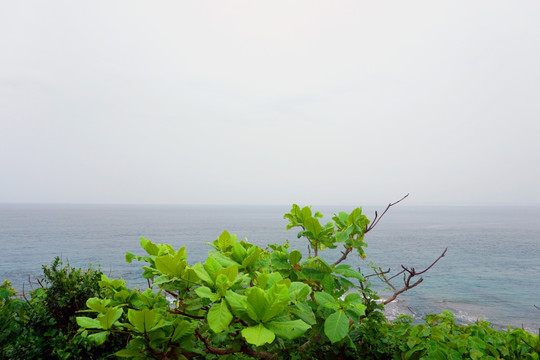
[0,258,126,359]
[388,311,540,360]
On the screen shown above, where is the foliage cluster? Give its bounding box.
[1,203,539,359]
[386,311,539,360]
[0,258,125,359]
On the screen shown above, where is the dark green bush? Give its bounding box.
[0,258,126,360]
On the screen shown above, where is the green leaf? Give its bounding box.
[192,263,213,285]
[289,282,311,302]
[209,251,239,267]
[324,310,349,343]
[225,290,250,322]
[207,301,233,333]
[241,324,275,346]
[76,316,103,329]
[155,254,185,277]
[271,251,290,270]
[88,331,109,345]
[304,216,322,239]
[98,308,123,330]
[289,250,302,265]
[85,297,110,313]
[242,246,262,268]
[215,274,231,297]
[125,252,139,263]
[343,293,363,306]
[263,284,290,321]
[203,256,222,281]
[128,308,157,333]
[231,242,247,263]
[267,319,311,340]
[290,302,316,325]
[195,286,218,301]
[334,267,364,281]
[140,237,159,256]
[246,287,267,321]
[215,264,238,283]
[321,274,335,293]
[114,349,143,357]
[217,230,232,250]
[171,319,197,342]
[314,291,339,310]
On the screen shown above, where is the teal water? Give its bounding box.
[0,204,538,331]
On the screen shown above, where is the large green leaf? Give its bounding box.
[215,264,238,283]
[271,251,290,270]
[192,263,213,286]
[314,291,339,310]
[262,284,290,321]
[334,267,364,281]
[304,216,322,239]
[324,310,349,343]
[195,286,218,301]
[98,308,123,330]
[88,331,109,345]
[263,284,290,321]
[140,237,159,256]
[246,287,267,321]
[231,242,247,263]
[289,282,311,302]
[207,300,233,333]
[242,246,262,268]
[128,308,157,333]
[85,297,110,313]
[290,302,316,325]
[241,324,275,346]
[203,256,222,281]
[289,250,302,265]
[215,274,231,297]
[344,293,365,307]
[155,254,185,277]
[257,272,283,290]
[217,230,232,250]
[225,290,250,322]
[76,316,103,329]
[209,251,239,267]
[266,319,311,340]
[171,319,197,342]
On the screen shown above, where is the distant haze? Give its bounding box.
[1,1,539,205]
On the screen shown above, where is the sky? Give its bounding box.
[1,1,539,206]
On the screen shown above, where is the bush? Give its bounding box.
[0,258,126,359]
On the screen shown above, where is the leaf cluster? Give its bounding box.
[0,258,126,359]
[75,205,384,359]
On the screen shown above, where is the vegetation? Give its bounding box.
[1,200,538,359]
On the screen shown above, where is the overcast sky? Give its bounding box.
[1,1,539,205]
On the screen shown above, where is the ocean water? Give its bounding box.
[0,204,539,332]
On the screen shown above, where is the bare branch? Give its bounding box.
[364,267,391,279]
[410,247,447,276]
[375,247,447,305]
[21,283,32,307]
[365,193,409,234]
[332,247,353,266]
[195,330,278,359]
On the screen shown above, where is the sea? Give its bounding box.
[1,203,539,332]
